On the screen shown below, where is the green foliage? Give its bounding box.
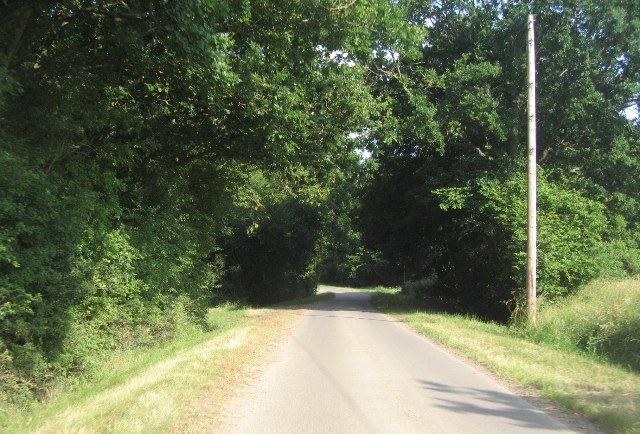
[359,0,640,319]
[316,155,383,285]
[401,275,441,304]
[1,0,639,416]
[476,170,608,302]
[529,280,640,372]
[0,150,101,378]
[0,0,386,409]
[399,169,609,319]
[591,239,640,279]
[222,198,322,304]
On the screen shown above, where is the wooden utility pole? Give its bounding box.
[526,14,537,326]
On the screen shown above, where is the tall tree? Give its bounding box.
[0,0,392,399]
[360,0,640,319]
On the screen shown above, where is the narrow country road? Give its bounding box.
[225,289,575,434]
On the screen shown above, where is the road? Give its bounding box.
[226,289,575,433]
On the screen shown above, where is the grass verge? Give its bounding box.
[2,302,250,433]
[1,290,332,434]
[531,279,640,371]
[367,287,640,434]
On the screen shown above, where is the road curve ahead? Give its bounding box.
[228,290,574,434]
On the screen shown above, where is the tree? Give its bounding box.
[0,0,390,401]
[360,0,640,319]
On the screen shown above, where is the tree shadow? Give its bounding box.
[417,380,571,431]
[273,290,402,323]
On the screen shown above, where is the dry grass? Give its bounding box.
[33,328,251,433]
[175,307,303,433]
[7,304,304,434]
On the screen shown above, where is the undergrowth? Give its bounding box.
[0,302,248,432]
[527,279,640,372]
[0,290,329,432]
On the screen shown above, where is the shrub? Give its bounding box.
[590,239,640,279]
[0,149,221,406]
[478,170,609,301]
[402,275,439,300]
[432,169,609,320]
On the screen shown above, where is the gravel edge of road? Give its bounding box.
[174,307,307,433]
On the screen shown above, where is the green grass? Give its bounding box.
[530,279,640,371]
[4,282,637,432]
[0,290,333,433]
[366,285,640,434]
[1,302,249,433]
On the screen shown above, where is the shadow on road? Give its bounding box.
[274,290,402,323]
[305,291,402,323]
[418,380,571,432]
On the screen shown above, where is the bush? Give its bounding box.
[0,149,100,395]
[591,239,640,279]
[432,169,609,320]
[0,149,221,406]
[479,170,609,300]
[402,275,439,300]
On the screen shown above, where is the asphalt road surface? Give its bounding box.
[228,289,575,433]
